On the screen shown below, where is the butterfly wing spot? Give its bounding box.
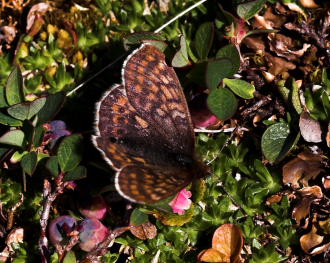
[134,84,143,93]
[134,116,149,128]
[156,108,166,116]
[159,85,173,100]
[160,75,170,84]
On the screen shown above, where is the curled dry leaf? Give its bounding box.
[255,6,287,29]
[26,3,50,32]
[292,186,323,223]
[299,0,319,8]
[319,218,330,235]
[212,224,244,263]
[322,176,330,190]
[269,34,311,61]
[130,221,157,240]
[266,193,283,205]
[299,112,322,143]
[198,248,229,263]
[300,225,323,254]
[265,52,296,76]
[282,152,323,188]
[326,124,330,147]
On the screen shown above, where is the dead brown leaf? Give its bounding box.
[282,152,323,188]
[299,112,322,143]
[322,176,330,190]
[198,248,229,263]
[265,52,296,76]
[319,218,330,235]
[300,225,323,253]
[292,186,323,223]
[130,221,157,240]
[212,224,244,263]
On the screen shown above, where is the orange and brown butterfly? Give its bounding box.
[93,44,208,204]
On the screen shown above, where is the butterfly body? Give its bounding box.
[93,44,208,204]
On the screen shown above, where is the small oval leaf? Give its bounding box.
[46,156,59,177]
[0,129,25,147]
[0,112,23,126]
[216,44,240,76]
[172,35,191,68]
[194,22,214,59]
[37,92,65,124]
[207,88,237,121]
[64,165,87,181]
[130,208,149,226]
[7,97,46,120]
[261,122,294,163]
[57,134,83,172]
[21,151,38,175]
[237,0,267,20]
[6,66,24,105]
[223,78,255,99]
[206,58,234,90]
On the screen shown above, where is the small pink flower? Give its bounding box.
[169,189,192,215]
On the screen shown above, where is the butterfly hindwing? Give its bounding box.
[115,165,191,203]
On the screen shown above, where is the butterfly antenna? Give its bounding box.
[66,0,210,97]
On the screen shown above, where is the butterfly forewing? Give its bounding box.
[124,45,195,155]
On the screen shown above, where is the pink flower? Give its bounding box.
[169,189,192,215]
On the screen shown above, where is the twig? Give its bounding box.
[6,193,24,231]
[39,175,66,263]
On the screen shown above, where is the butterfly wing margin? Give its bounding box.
[93,84,153,170]
[123,44,195,156]
[115,165,192,204]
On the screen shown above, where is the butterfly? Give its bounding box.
[93,44,208,204]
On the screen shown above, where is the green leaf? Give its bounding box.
[57,134,83,172]
[64,165,87,181]
[21,151,38,175]
[249,243,287,263]
[237,0,267,20]
[206,58,234,90]
[123,32,165,50]
[261,122,293,163]
[171,35,191,68]
[6,66,24,105]
[37,92,65,124]
[63,251,76,263]
[223,78,255,99]
[0,130,25,147]
[0,111,23,126]
[7,97,46,120]
[207,88,237,121]
[142,40,168,52]
[0,87,8,107]
[194,22,214,59]
[216,44,240,75]
[322,69,330,93]
[130,208,148,226]
[291,79,302,114]
[46,156,59,177]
